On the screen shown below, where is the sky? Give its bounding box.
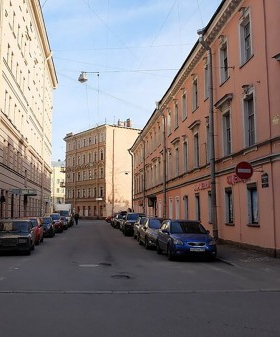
[40,0,222,161]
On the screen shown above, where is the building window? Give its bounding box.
[220,41,229,83]
[247,183,258,224]
[167,110,171,135]
[174,102,179,129]
[223,111,231,156]
[175,146,179,177]
[194,133,199,168]
[183,196,188,218]
[192,78,198,111]
[195,193,200,221]
[183,140,188,173]
[175,197,180,219]
[244,94,255,147]
[240,10,252,65]
[225,188,234,224]
[169,198,173,219]
[182,92,187,120]
[208,191,212,224]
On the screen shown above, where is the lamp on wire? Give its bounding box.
[78,71,99,83]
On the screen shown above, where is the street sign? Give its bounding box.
[235,161,253,180]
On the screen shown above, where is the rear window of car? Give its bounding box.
[149,219,163,229]
[50,214,60,220]
[171,221,207,234]
[0,221,29,233]
[127,213,139,220]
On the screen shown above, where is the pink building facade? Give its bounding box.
[130,0,280,256]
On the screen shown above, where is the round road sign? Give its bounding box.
[235,161,253,180]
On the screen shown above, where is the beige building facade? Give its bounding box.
[0,0,57,218]
[130,0,280,256]
[64,121,140,218]
[51,160,66,206]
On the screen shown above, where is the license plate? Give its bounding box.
[190,247,205,252]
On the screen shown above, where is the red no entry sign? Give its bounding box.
[235,161,253,180]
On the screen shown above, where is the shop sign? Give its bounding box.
[194,180,211,191]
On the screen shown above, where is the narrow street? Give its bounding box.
[0,220,279,337]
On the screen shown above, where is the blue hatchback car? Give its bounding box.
[156,219,217,260]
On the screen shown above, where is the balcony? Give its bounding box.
[60,166,66,173]
[60,182,65,188]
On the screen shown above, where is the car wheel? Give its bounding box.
[123,228,127,236]
[138,234,142,245]
[25,249,31,255]
[156,242,162,255]
[167,245,175,261]
[145,237,150,250]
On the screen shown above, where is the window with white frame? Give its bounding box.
[225,187,234,224]
[220,40,229,83]
[247,183,258,224]
[182,92,187,120]
[192,77,198,111]
[239,9,252,65]
[167,110,171,135]
[175,197,180,219]
[244,94,255,147]
[223,111,231,156]
[169,198,173,219]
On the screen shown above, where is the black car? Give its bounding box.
[40,217,55,238]
[0,219,35,255]
[138,217,165,249]
[121,212,146,236]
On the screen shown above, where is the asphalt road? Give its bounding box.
[0,220,279,337]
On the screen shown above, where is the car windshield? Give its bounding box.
[0,221,29,233]
[170,221,207,234]
[149,219,163,229]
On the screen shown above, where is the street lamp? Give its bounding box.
[197,28,218,241]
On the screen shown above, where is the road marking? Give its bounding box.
[78,264,99,268]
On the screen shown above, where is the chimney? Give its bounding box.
[126,118,131,127]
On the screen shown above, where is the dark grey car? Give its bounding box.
[0,219,35,255]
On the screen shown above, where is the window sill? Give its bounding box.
[247,223,260,228]
[225,222,235,226]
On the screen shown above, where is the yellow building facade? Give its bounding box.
[0,0,57,218]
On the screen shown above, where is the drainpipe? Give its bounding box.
[198,30,218,241]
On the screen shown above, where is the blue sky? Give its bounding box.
[40,0,222,161]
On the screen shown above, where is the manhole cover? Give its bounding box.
[111,274,131,279]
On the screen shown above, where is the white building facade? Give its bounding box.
[0,0,57,218]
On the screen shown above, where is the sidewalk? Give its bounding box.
[216,242,278,266]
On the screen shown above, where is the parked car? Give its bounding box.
[138,217,164,249]
[21,217,44,245]
[121,212,146,236]
[47,213,64,233]
[156,219,217,260]
[60,216,69,230]
[29,217,44,245]
[112,212,127,229]
[40,217,55,238]
[105,215,113,223]
[0,219,35,255]
[133,215,147,239]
